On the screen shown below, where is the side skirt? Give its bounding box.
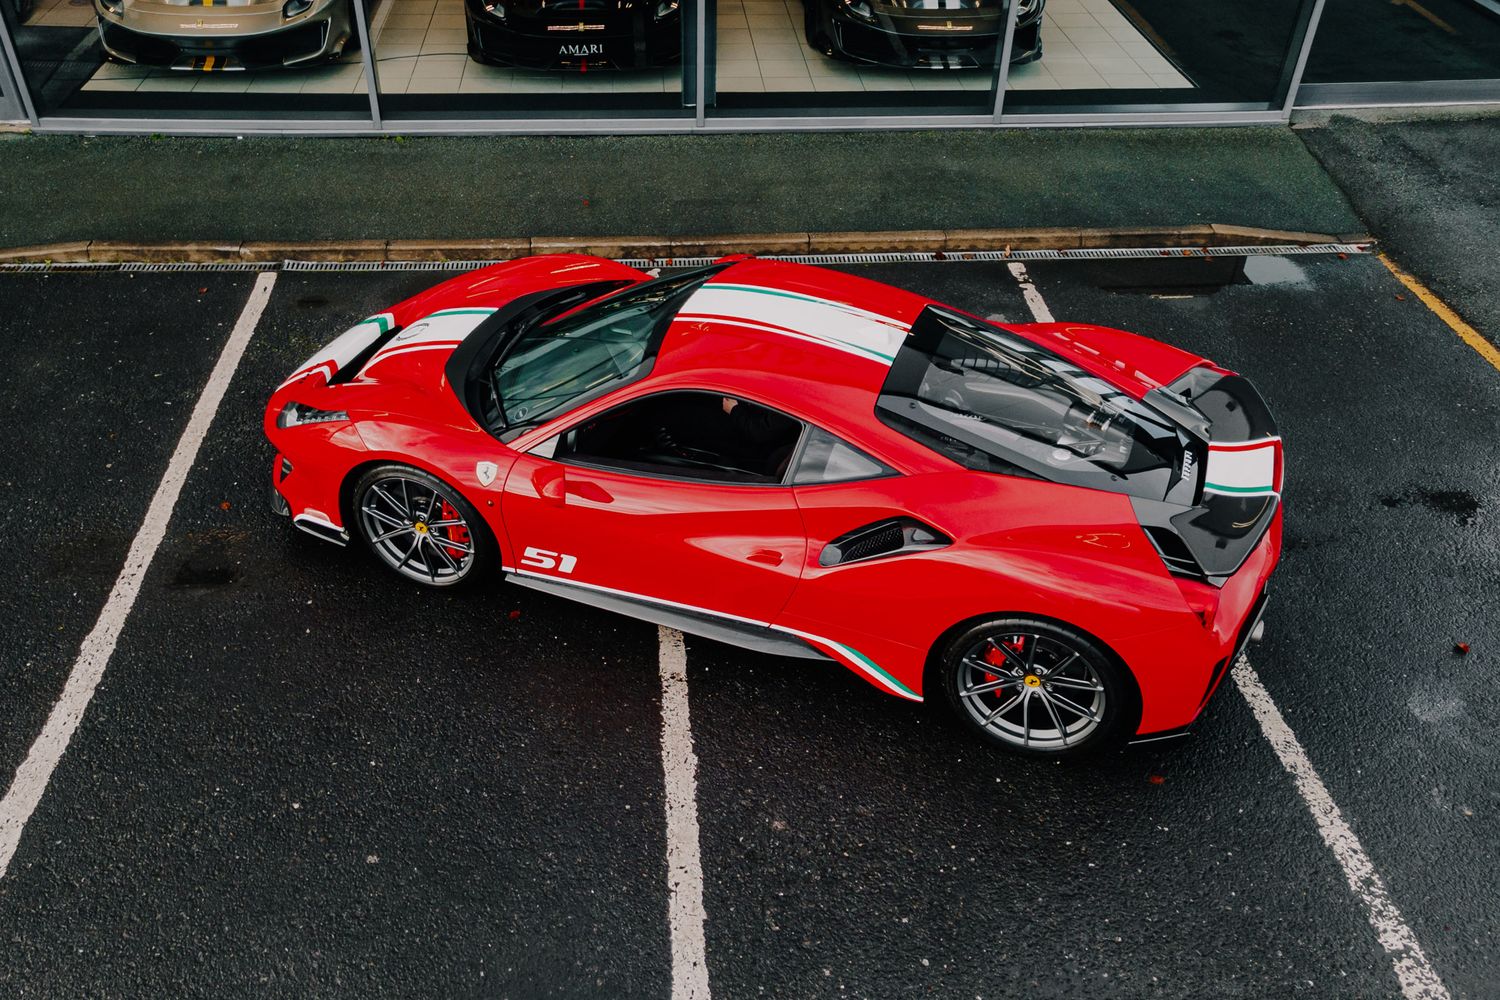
[505,572,831,662]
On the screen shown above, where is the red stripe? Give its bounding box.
[1208,438,1281,453]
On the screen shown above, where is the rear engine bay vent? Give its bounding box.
[1143,525,1201,577]
[820,517,952,568]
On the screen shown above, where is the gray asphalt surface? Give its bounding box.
[0,127,1363,246]
[1297,112,1500,346]
[1,252,1497,998]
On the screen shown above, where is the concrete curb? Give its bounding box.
[0,226,1374,265]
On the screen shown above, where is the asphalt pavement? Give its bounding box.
[1298,111,1500,344]
[1,251,1497,998]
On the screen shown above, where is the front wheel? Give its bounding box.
[939,617,1133,757]
[352,464,494,588]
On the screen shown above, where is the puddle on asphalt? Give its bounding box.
[1378,488,1483,526]
[1069,255,1308,297]
[1242,254,1308,286]
[171,560,240,588]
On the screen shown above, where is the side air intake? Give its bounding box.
[819,517,952,568]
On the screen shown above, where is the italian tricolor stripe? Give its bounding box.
[1204,437,1280,497]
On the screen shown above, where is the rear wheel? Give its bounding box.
[352,464,494,588]
[939,617,1131,757]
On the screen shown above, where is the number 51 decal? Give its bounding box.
[521,546,578,574]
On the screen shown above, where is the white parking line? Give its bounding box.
[657,627,711,1000]
[1233,659,1450,1000]
[1005,262,1055,323]
[1004,262,1451,1000]
[0,272,277,881]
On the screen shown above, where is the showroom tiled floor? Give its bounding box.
[61,0,1190,95]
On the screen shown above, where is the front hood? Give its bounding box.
[276,307,495,393]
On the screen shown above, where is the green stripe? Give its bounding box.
[429,308,498,318]
[706,285,895,362]
[834,641,918,699]
[357,314,392,333]
[1205,482,1276,494]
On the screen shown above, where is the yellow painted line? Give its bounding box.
[203,54,215,71]
[1379,252,1500,373]
[1390,0,1456,33]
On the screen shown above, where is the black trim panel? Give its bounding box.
[506,573,832,661]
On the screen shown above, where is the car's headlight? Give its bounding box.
[98,0,125,15]
[283,0,312,17]
[1016,0,1043,18]
[277,402,349,429]
[840,0,875,19]
[481,0,505,18]
[653,0,677,18]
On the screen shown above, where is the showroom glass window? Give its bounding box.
[3,0,372,118]
[367,0,697,120]
[703,0,1007,119]
[1301,0,1500,92]
[999,0,1321,113]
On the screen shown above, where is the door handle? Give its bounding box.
[533,467,566,506]
[566,479,613,504]
[747,548,784,567]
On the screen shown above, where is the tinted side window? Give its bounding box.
[558,390,803,485]
[792,426,894,485]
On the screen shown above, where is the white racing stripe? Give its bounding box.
[1233,658,1450,1000]
[657,627,711,1000]
[0,272,277,880]
[1005,262,1451,1000]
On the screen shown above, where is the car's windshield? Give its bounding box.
[876,306,1187,499]
[490,266,721,434]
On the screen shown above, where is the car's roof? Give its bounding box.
[652,259,931,396]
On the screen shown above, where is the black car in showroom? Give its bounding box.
[465,0,680,70]
[804,0,1044,70]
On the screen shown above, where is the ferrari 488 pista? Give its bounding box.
[266,256,1280,756]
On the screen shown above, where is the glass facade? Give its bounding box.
[1,0,1496,127]
[1304,0,1500,86]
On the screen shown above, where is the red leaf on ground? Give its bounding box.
[1454,642,1471,655]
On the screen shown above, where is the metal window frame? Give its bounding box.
[3,0,1500,134]
[0,0,39,125]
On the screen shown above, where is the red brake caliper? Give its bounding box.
[981,636,1027,693]
[439,500,469,559]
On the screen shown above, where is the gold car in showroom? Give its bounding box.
[94,0,360,71]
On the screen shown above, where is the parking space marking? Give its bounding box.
[657,627,711,1000]
[0,272,277,881]
[1232,658,1450,1000]
[1006,261,1055,323]
[1006,263,1452,1000]
[1379,252,1500,374]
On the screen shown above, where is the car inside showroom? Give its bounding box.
[0,0,1497,129]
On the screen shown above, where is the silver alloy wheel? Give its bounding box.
[357,475,476,586]
[956,632,1107,751]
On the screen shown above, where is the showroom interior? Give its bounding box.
[0,0,1497,131]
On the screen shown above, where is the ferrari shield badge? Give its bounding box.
[476,461,499,487]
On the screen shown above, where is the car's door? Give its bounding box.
[497,389,808,625]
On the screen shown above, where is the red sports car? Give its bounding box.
[265,256,1281,756]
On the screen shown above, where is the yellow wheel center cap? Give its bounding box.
[413,522,429,535]
[1024,675,1042,688]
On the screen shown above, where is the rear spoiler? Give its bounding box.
[1133,368,1282,585]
